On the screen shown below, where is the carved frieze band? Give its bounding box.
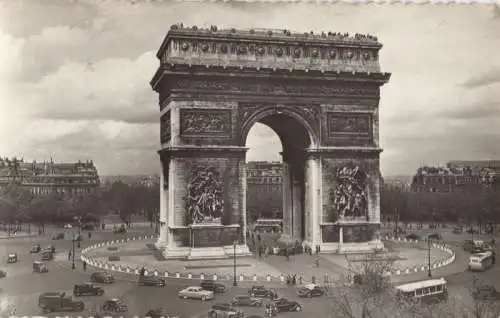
[169,39,379,62]
[160,111,171,144]
[172,79,379,99]
[327,112,371,137]
[180,109,232,137]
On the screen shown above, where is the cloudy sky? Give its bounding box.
[0,1,499,176]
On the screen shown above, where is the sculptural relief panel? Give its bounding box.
[180,109,232,137]
[332,164,369,221]
[160,111,171,144]
[325,112,373,146]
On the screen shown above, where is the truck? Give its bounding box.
[38,292,84,313]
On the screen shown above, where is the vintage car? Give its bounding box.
[144,308,180,318]
[178,286,214,301]
[73,283,105,296]
[41,250,54,261]
[47,245,56,253]
[33,261,48,273]
[271,298,302,313]
[208,303,244,318]
[297,284,324,298]
[90,271,114,284]
[101,298,128,312]
[7,253,17,263]
[427,233,443,241]
[137,275,166,287]
[229,295,263,307]
[113,226,126,234]
[473,285,500,301]
[38,292,84,313]
[200,279,227,293]
[248,285,277,299]
[31,244,41,253]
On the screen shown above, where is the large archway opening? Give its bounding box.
[244,110,313,243]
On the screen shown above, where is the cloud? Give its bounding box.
[462,69,500,89]
[0,2,499,177]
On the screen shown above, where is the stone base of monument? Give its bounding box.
[337,240,385,254]
[162,245,190,259]
[222,244,251,257]
[187,247,228,260]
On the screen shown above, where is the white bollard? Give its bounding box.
[239,274,244,281]
[280,274,285,282]
[266,274,271,282]
[213,275,217,281]
[154,271,158,276]
[188,273,192,279]
[176,273,180,278]
[395,270,401,275]
[164,272,169,277]
[200,274,205,280]
[253,274,257,281]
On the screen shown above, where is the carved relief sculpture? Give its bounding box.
[185,166,224,225]
[160,111,171,143]
[180,109,231,136]
[332,164,368,220]
[328,113,371,137]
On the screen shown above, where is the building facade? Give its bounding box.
[246,161,283,221]
[0,157,100,196]
[411,160,499,193]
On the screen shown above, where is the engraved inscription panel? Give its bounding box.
[180,109,232,136]
[327,113,371,137]
[160,111,171,143]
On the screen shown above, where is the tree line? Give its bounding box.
[381,182,500,224]
[0,179,160,231]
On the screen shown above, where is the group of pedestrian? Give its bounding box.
[285,274,297,285]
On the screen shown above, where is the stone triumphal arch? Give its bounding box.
[151,24,391,259]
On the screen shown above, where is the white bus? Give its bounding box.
[468,251,494,272]
[395,278,448,304]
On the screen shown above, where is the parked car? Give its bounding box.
[144,308,180,318]
[248,285,277,299]
[229,295,263,307]
[137,275,166,287]
[178,286,214,301]
[33,261,49,273]
[101,299,128,312]
[427,233,442,241]
[297,283,324,298]
[91,271,114,284]
[47,245,56,253]
[405,233,421,241]
[200,279,227,293]
[31,244,41,253]
[208,303,244,318]
[73,283,104,296]
[7,253,17,263]
[472,285,500,301]
[463,240,484,253]
[38,292,84,313]
[272,298,302,312]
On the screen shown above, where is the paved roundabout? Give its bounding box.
[0,227,460,318]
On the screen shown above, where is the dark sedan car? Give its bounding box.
[427,233,442,241]
[473,285,500,301]
[248,285,277,299]
[272,298,302,313]
[138,275,166,287]
[405,233,421,241]
[229,295,263,307]
[91,271,114,284]
[200,280,227,293]
[144,308,180,318]
[73,283,104,296]
[297,284,324,298]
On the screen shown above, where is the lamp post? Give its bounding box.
[233,240,237,287]
[73,216,82,248]
[427,238,432,277]
[72,235,76,270]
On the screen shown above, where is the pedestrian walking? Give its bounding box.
[68,251,72,261]
[292,274,296,285]
[299,275,302,285]
[264,247,269,258]
[258,247,262,258]
[83,261,87,271]
[285,249,289,261]
[88,232,92,239]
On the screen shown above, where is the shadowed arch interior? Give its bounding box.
[245,112,311,241]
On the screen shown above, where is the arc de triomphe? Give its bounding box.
[151,24,391,259]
